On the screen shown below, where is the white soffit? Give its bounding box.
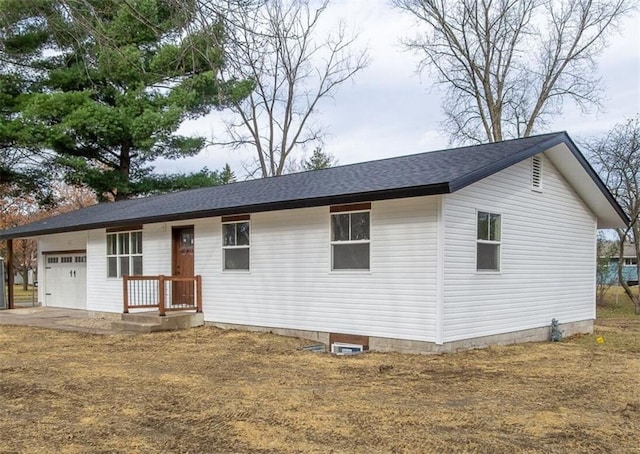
[545,143,625,229]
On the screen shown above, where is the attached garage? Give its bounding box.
[43,252,87,310]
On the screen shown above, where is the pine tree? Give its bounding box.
[1,0,252,201]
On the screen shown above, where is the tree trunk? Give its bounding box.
[21,268,28,292]
[116,144,131,201]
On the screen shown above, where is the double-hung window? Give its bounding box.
[107,230,143,278]
[331,205,371,270]
[222,216,250,270]
[477,211,501,272]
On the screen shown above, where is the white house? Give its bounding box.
[0,132,627,353]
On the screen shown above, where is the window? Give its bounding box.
[624,258,637,266]
[75,256,86,263]
[47,257,59,264]
[531,155,543,191]
[61,256,73,263]
[331,209,370,270]
[106,230,143,278]
[477,211,501,272]
[223,220,250,270]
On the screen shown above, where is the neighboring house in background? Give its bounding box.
[0,132,627,353]
[13,269,35,286]
[603,243,639,285]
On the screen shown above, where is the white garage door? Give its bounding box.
[44,253,87,310]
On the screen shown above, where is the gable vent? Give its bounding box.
[531,155,543,191]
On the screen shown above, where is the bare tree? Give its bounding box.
[1,183,96,290]
[587,116,640,314]
[393,0,633,144]
[214,0,369,177]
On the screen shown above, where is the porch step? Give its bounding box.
[112,311,204,333]
[111,320,164,334]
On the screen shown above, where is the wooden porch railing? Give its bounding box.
[123,275,202,316]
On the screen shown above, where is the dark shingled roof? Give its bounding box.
[0,132,625,240]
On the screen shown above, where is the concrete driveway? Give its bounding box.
[0,307,122,335]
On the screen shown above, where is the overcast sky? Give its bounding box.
[155,1,640,177]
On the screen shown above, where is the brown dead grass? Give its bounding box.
[1,314,639,453]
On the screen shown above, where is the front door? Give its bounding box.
[172,226,195,305]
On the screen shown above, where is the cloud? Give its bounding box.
[162,2,640,177]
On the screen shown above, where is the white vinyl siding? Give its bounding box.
[78,197,438,342]
[140,224,172,277]
[197,197,439,342]
[86,230,125,312]
[85,223,179,313]
[442,153,597,342]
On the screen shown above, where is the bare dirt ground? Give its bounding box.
[1,311,639,453]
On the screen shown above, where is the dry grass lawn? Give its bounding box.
[1,301,639,453]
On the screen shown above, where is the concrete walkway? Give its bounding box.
[0,307,124,335]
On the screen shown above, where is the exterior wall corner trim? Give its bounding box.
[435,194,445,345]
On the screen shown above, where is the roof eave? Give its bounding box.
[559,133,630,227]
[448,132,629,228]
[0,182,452,241]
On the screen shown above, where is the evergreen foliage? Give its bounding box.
[303,147,335,171]
[0,0,251,201]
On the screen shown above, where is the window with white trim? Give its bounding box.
[106,230,143,278]
[477,211,501,272]
[624,257,637,266]
[531,155,543,191]
[331,210,370,270]
[223,221,250,270]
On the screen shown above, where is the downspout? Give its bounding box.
[7,239,14,309]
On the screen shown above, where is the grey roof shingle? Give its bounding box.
[0,132,625,240]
